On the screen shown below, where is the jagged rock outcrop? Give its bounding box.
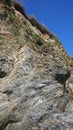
[54,69,71,94]
[0,0,73,130]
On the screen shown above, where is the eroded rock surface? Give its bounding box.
[0,1,73,130]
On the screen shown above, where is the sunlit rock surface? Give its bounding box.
[0,1,73,130]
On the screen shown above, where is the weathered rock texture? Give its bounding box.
[0,1,73,130]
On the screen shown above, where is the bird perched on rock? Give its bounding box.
[54,68,71,94]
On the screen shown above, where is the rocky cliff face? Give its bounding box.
[0,1,73,130]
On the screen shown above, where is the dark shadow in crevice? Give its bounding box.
[0,70,7,78]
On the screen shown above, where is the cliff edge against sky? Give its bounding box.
[0,0,73,130]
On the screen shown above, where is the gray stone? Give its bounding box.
[0,1,73,130]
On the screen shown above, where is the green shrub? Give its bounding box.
[33,34,43,45]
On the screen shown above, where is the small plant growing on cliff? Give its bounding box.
[33,34,43,46]
[9,14,16,22]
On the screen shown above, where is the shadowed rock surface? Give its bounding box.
[0,1,73,130]
[54,69,71,94]
[54,69,71,83]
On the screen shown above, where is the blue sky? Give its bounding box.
[17,0,73,56]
